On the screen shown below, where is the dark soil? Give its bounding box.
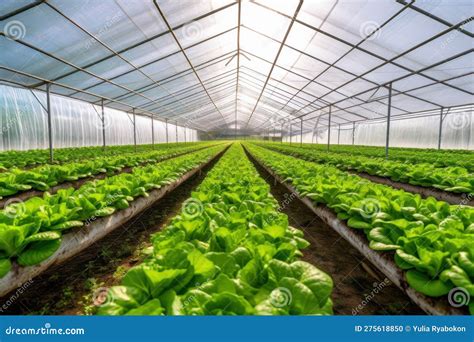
[249,152,425,315]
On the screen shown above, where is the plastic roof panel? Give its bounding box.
[157,0,235,28]
[334,49,382,75]
[0,68,38,86]
[185,29,237,65]
[358,9,447,60]
[49,0,169,51]
[287,22,353,65]
[287,50,323,75]
[362,63,410,84]
[58,71,104,93]
[446,74,474,94]
[120,33,178,68]
[398,34,473,71]
[113,71,156,93]
[414,0,474,32]
[0,37,75,80]
[240,27,280,61]
[0,0,471,132]
[302,0,401,46]
[175,4,237,49]
[14,4,112,67]
[422,54,474,80]
[242,1,291,42]
[140,53,190,82]
[0,0,35,16]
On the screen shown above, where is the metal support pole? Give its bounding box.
[281,122,283,143]
[352,122,355,145]
[385,82,393,159]
[337,124,341,145]
[101,98,106,150]
[438,107,444,150]
[46,83,53,162]
[300,118,303,146]
[132,108,137,152]
[327,106,332,152]
[184,125,187,144]
[289,121,292,145]
[165,119,169,144]
[151,116,155,149]
[175,121,178,143]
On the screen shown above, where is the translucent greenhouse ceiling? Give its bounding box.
[0,0,473,136]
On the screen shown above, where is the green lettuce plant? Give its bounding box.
[258,142,474,194]
[98,144,333,316]
[0,145,226,277]
[246,143,473,313]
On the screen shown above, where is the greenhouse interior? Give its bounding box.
[0,0,473,324]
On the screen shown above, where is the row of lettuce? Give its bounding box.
[0,142,203,170]
[260,143,473,194]
[295,143,474,171]
[0,142,218,199]
[246,143,473,314]
[0,145,227,279]
[97,144,333,315]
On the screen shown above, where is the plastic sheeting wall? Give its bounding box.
[284,110,473,150]
[0,85,198,151]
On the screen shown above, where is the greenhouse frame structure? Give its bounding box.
[0,0,473,151]
[0,0,473,321]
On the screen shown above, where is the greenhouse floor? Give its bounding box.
[1,146,424,315]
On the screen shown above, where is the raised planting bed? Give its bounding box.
[0,145,229,297]
[0,144,218,208]
[244,145,468,316]
[258,143,474,201]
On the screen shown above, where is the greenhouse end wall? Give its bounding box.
[0,84,198,151]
